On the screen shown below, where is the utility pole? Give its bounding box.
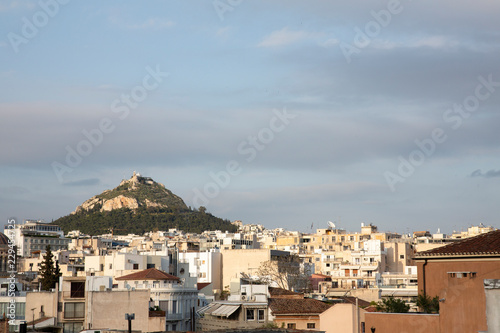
[31,307,36,331]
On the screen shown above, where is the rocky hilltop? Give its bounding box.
[72,172,188,214]
[53,172,236,235]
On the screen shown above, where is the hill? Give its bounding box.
[52,172,237,235]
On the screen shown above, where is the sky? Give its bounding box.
[1,0,500,235]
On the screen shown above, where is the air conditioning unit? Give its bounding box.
[250,295,256,301]
[241,295,248,301]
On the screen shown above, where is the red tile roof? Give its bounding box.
[116,268,180,281]
[269,298,332,315]
[414,230,500,258]
[197,282,212,290]
[268,287,303,297]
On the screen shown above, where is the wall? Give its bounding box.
[417,258,500,333]
[86,290,162,332]
[221,249,272,289]
[273,314,320,330]
[485,287,500,332]
[365,313,440,333]
[26,291,58,322]
[319,303,365,333]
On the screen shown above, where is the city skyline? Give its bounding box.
[1,1,500,234]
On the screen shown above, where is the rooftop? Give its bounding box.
[414,230,500,258]
[116,268,180,281]
[269,298,332,315]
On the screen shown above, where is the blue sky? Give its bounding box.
[1,0,500,234]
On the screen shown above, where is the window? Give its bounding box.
[147,263,155,269]
[400,255,405,259]
[133,263,139,270]
[172,324,177,331]
[100,264,104,271]
[64,302,85,318]
[0,302,25,319]
[258,309,265,321]
[246,309,255,321]
[109,263,113,269]
[63,322,83,333]
[307,323,315,329]
[172,300,177,314]
[287,323,296,329]
[70,282,85,298]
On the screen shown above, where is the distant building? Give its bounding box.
[4,220,70,257]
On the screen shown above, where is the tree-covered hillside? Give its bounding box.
[52,206,237,235]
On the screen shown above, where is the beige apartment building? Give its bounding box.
[220,249,291,290]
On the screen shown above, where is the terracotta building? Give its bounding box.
[366,230,500,333]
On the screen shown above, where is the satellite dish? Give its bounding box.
[327,221,336,229]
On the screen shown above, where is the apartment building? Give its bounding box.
[5,220,70,257]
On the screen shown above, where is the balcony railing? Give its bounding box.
[165,313,185,321]
[62,291,85,299]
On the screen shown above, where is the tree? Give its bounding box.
[255,254,312,292]
[416,293,440,313]
[375,297,410,313]
[39,245,61,291]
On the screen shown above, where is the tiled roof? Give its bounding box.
[116,268,180,281]
[335,296,371,308]
[197,282,212,290]
[269,298,332,315]
[268,287,303,297]
[414,230,500,258]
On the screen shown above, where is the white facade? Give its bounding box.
[5,220,69,257]
[177,250,222,291]
[85,251,169,278]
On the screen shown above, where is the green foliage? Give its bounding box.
[375,297,410,313]
[39,245,61,291]
[52,206,237,235]
[416,293,440,313]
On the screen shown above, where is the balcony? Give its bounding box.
[165,313,185,321]
[149,310,166,318]
[62,291,85,299]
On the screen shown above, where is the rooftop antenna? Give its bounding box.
[327,221,336,230]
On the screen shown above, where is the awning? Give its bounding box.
[197,303,220,315]
[381,290,418,297]
[211,305,240,317]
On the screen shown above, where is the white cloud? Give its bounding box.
[127,18,175,30]
[321,38,339,48]
[372,36,459,50]
[0,0,35,12]
[258,27,310,47]
[215,26,232,40]
[109,16,175,30]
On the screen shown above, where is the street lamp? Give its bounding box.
[125,313,135,333]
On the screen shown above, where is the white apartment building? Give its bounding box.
[5,220,70,257]
[84,249,169,279]
[177,250,222,291]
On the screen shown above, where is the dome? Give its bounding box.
[0,232,10,246]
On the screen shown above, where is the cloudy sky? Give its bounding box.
[1,0,500,234]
